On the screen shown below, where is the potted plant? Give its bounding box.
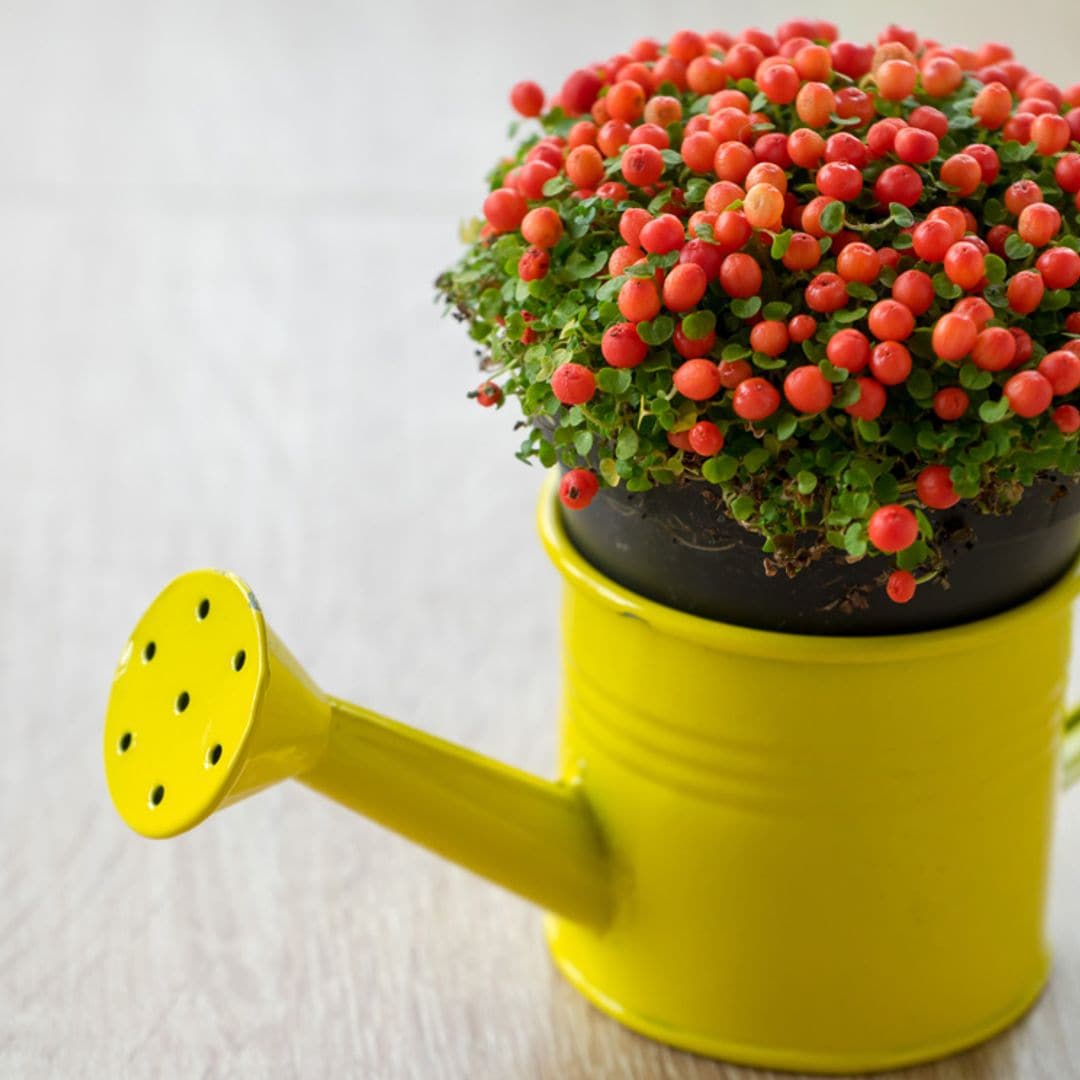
[437,21,1080,633]
[105,21,1080,1076]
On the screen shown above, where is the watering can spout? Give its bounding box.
[103,570,614,929]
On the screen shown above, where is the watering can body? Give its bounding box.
[104,475,1080,1074]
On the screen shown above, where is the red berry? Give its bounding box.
[521,207,563,249]
[1036,247,1080,290]
[518,247,550,281]
[826,328,871,373]
[892,269,934,315]
[943,241,985,291]
[971,327,1017,372]
[719,253,763,299]
[784,365,833,414]
[565,145,604,188]
[869,341,913,386]
[933,387,969,421]
[868,300,915,342]
[561,69,602,116]
[887,570,917,604]
[837,242,881,283]
[1007,271,1045,315]
[1004,371,1054,417]
[868,504,919,553]
[510,81,545,118]
[1018,202,1061,246]
[912,218,954,262]
[619,208,651,247]
[483,188,527,233]
[1053,404,1080,434]
[874,164,923,207]
[601,323,648,368]
[1038,350,1080,395]
[640,213,686,255]
[673,320,717,359]
[845,377,887,421]
[617,277,661,322]
[917,465,960,509]
[750,320,790,358]
[662,263,708,312]
[788,314,818,343]
[551,362,596,405]
[475,381,502,408]
[718,359,753,388]
[559,468,599,510]
[894,127,939,164]
[733,377,781,420]
[931,313,977,363]
[816,161,864,201]
[621,143,664,187]
[688,420,725,456]
[673,358,722,401]
[805,272,848,313]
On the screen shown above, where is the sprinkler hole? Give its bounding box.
[175,691,190,713]
[232,649,246,672]
[118,732,133,753]
[149,785,165,807]
[142,641,156,663]
[197,598,210,620]
[206,743,223,767]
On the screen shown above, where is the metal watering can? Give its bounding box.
[105,475,1080,1073]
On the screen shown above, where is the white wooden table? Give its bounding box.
[2,2,1079,1076]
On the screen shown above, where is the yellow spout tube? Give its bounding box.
[102,570,613,929]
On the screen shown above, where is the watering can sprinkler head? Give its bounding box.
[103,570,331,839]
[104,569,614,927]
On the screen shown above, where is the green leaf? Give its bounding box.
[896,539,928,571]
[616,426,640,460]
[752,352,787,370]
[541,175,572,197]
[775,411,798,440]
[855,419,882,442]
[659,149,683,166]
[1004,232,1035,261]
[762,300,793,321]
[819,200,845,234]
[846,281,877,301]
[743,447,771,473]
[598,458,620,486]
[623,261,655,278]
[636,315,674,346]
[959,362,993,391]
[565,249,609,280]
[681,310,716,340]
[770,231,793,259]
[796,470,818,495]
[843,522,868,558]
[731,296,762,319]
[833,307,868,324]
[702,454,739,483]
[1000,140,1036,163]
[932,272,963,300]
[833,380,862,408]
[573,430,594,456]
[874,473,900,504]
[685,177,710,203]
[983,254,1007,284]
[1043,289,1072,311]
[906,369,934,400]
[730,494,756,521]
[889,202,915,227]
[983,198,1007,225]
[979,398,1011,423]
[596,368,632,394]
[721,343,752,361]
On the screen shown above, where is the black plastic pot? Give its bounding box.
[559,473,1080,635]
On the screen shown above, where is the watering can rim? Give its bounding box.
[537,471,1080,665]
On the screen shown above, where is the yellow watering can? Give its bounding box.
[105,475,1080,1074]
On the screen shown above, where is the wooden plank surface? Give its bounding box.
[1,3,1078,1076]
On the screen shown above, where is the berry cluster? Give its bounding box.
[437,23,1080,604]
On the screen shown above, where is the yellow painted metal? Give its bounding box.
[103,569,612,927]
[536,474,1080,1072]
[103,480,1080,1074]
